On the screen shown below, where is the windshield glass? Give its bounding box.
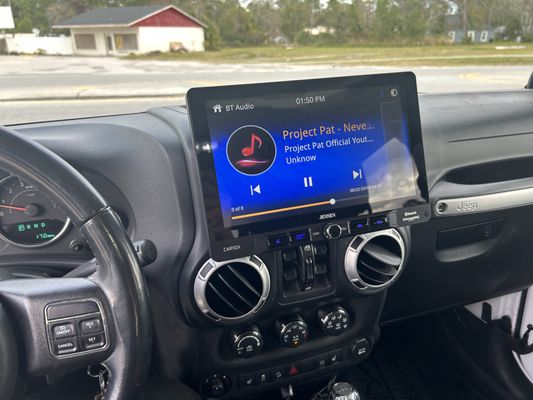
[1,0,532,125]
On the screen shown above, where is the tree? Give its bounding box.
[397,0,427,41]
[248,0,280,44]
[372,0,401,41]
[278,0,310,42]
[10,0,55,34]
[321,0,365,44]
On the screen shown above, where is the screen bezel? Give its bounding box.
[187,72,429,242]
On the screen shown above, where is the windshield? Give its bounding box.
[1,0,532,125]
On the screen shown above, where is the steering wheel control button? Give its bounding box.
[52,337,78,355]
[79,317,103,334]
[80,332,106,351]
[318,305,350,336]
[47,300,99,320]
[52,321,76,339]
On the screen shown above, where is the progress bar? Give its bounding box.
[232,199,334,221]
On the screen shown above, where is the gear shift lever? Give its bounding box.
[328,382,361,400]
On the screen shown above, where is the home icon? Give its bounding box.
[213,104,222,113]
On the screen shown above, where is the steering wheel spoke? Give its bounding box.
[0,277,114,376]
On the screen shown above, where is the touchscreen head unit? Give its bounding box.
[187,73,430,261]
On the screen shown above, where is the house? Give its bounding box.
[0,6,15,30]
[54,5,206,56]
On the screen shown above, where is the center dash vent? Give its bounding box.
[194,256,270,322]
[344,229,405,293]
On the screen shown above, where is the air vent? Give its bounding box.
[194,256,270,322]
[344,229,405,293]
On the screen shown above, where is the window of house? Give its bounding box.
[74,34,96,50]
[114,34,138,51]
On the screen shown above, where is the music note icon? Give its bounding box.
[241,133,263,157]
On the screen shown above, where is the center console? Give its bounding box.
[184,73,430,398]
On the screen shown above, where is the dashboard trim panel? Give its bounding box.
[435,187,533,216]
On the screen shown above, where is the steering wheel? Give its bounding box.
[0,126,152,399]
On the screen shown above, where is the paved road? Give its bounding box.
[1,56,532,125]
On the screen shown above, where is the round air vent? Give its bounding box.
[194,256,270,322]
[344,229,405,293]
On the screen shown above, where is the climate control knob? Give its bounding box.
[318,305,350,336]
[324,223,343,239]
[275,314,309,348]
[229,324,263,358]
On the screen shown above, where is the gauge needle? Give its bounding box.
[0,204,28,212]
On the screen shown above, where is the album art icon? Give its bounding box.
[226,125,276,175]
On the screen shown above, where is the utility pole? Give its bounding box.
[463,0,468,41]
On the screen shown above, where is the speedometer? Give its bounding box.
[0,176,70,248]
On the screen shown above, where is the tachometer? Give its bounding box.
[0,176,70,248]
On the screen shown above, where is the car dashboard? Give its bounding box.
[4,86,533,399]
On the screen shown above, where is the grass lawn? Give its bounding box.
[130,43,533,66]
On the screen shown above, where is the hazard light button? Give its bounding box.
[285,361,301,377]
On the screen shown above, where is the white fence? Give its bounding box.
[3,34,72,55]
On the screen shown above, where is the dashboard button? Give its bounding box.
[79,317,103,334]
[51,321,76,339]
[270,366,285,381]
[350,219,369,234]
[328,349,343,365]
[239,373,255,388]
[286,362,301,377]
[268,234,289,249]
[52,337,78,355]
[255,370,271,385]
[315,353,329,368]
[290,230,310,244]
[80,332,105,350]
[370,216,389,229]
[282,248,298,262]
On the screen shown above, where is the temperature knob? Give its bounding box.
[275,314,309,348]
[229,324,263,358]
[318,306,350,336]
